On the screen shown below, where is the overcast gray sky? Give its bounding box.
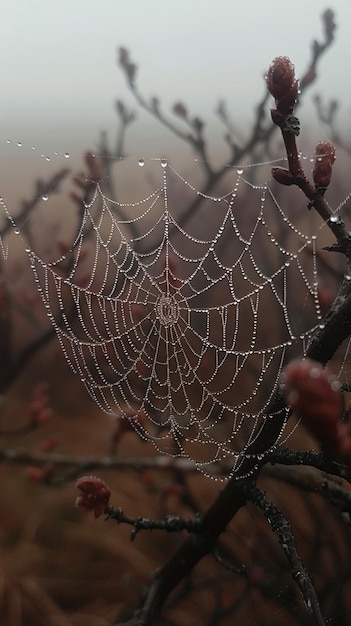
[1,0,350,158]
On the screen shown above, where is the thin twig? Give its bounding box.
[244,483,326,626]
[106,505,202,540]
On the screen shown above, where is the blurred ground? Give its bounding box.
[1,346,351,626]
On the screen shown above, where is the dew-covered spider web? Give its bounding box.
[2,147,350,478]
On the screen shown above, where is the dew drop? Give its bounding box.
[237,167,243,175]
[25,246,30,253]
[14,228,20,235]
[6,140,10,144]
[42,194,49,202]
[64,152,70,159]
[138,158,145,167]
[45,156,50,162]
[17,141,22,147]
[345,274,351,281]
[329,214,339,223]
[161,159,168,168]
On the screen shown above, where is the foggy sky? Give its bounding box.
[1,0,350,158]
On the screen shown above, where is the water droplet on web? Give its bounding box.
[161,159,168,168]
[14,228,20,235]
[6,140,10,144]
[329,214,339,223]
[237,168,243,175]
[45,156,50,162]
[17,141,22,147]
[64,152,70,159]
[25,246,30,253]
[138,158,145,167]
[42,194,49,202]
[345,274,351,281]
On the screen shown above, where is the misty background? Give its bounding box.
[1,0,350,162]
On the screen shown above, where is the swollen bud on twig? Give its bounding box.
[118,47,137,85]
[265,56,299,115]
[173,102,188,118]
[76,475,111,518]
[281,359,344,454]
[312,140,336,191]
[272,167,295,186]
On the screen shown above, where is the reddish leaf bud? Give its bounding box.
[272,167,295,186]
[173,102,187,118]
[26,463,54,483]
[266,56,297,97]
[118,47,130,69]
[314,140,336,164]
[313,141,336,190]
[26,466,46,482]
[313,159,332,190]
[281,359,343,453]
[76,475,111,518]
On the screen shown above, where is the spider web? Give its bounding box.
[1,152,342,478]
